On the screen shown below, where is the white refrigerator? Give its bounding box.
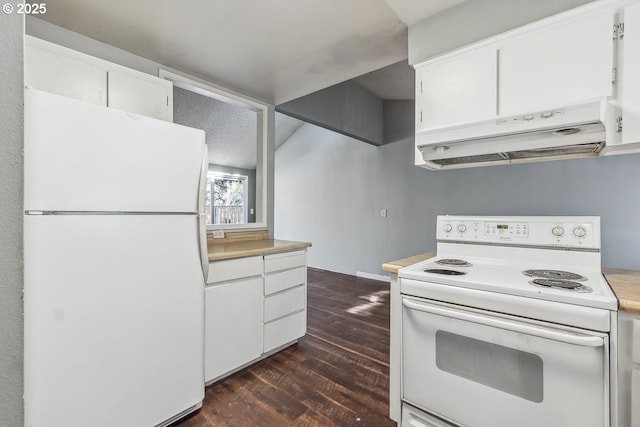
[23,88,209,427]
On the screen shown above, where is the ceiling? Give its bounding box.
[33,0,465,105]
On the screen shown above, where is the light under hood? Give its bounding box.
[417,100,615,170]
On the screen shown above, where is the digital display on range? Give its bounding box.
[496,224,509,229]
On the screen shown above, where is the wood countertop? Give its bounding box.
[382,251,436,274]
[382,252,640,314]
[604,268,640,314]
[208,239,311,262]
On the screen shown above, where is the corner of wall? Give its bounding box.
[0,10,25,427]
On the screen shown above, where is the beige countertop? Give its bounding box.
[382,252,640,314]
[208,239,311,262]
[603,268,640,314]
[382,251,436,274]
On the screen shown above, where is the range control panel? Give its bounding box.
[436,216,600,249]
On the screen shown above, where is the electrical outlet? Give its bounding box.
[212,230,225,239]
[380,209,388,218]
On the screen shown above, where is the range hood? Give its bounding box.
[417,100,616,170]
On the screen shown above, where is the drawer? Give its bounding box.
[208,255,262,284]
[264,250,306,273]
[264,310,306,352]
[264,285,306,322]
[264,266,306,296]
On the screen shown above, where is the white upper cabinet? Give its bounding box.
[107,69,173,122]
[498,13,614,115]
[25,43,107,105]
[413,4,619,136]
[620,2,640,148]
[25,36,173,122]
[416,47,497,132]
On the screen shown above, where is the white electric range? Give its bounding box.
[397,215,618,427]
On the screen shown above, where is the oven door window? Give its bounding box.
[435,330,543,403]
[401,297,608,427]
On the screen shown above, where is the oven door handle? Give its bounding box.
[402,298,605,348]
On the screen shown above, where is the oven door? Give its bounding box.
[402,296,609,427]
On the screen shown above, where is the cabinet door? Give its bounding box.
[499,12,614,115]
[107,69,173,121]
[633,370,640,427]
[416,47,498,131]
[25,45,107,105]
[204,276,262,383]
[623,2,640,145]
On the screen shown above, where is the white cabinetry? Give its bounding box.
[107,69,172,121]
[413,3,619,166]
[263,251,307,353]
[24,42,107,105]
[204,249,307,384]
[618,310,640,427]
[498,12,614,115]
[205,256,263,384]
[612,1,640,152]
[415,47,497,132]
[25,36,172,122]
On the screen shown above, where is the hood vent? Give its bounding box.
[430,142,603,167]
[417,100,614,170]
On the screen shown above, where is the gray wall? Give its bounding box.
[383,100,414,143]
[277,80,384,145]
[0,10,24,427]
[275,124,640,276]
[409,0,593,64]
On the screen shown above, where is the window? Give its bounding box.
[206,172,248,225]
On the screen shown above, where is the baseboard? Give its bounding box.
[356,271,391,283]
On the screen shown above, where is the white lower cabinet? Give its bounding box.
[633,369,640,427]
[617,311,640,427]
[205,256,263,384]
[263,251,307,353]
[205,249,307,384]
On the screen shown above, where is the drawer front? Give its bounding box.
[264,310,306,352]
[264,266,306,296]
[264,285,306,323]
[264,250,306,273]
[208,256,263,284]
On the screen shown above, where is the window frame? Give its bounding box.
[159,69,268,231]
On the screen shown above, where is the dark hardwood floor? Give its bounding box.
[175,268,395,427]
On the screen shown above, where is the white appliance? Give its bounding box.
[398,215,618,427]
[23,88,209,427]
[417,99,620,170]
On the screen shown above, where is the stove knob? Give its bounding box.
[551,226,565,237]
[458,224,467,233]
[573,226,587,238]
[443,223,453,233]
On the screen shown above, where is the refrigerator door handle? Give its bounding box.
[197,145,208,215]
[197,145,209,282]
[198,213,209,283]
